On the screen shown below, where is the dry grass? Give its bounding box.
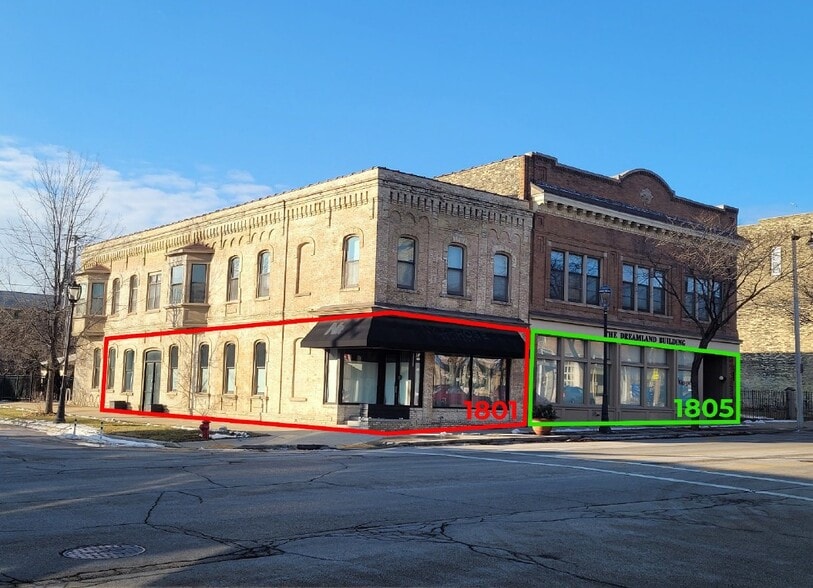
[0,405,204,442]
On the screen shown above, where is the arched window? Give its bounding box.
[111,279,121,314]
[227,257,240,302]
[343,235,360,288]
[257,251,271,297]
[397,237,416,289]
[447,244,464,296]
[91,348,101,388]
[168,345,179,392]
[254,341,267,395]
[296,242,312,295]
[123,349,135,392]
[224,343,236,394]
[197,344,209,393]
[493,253,510,302]
[128,275,139,313]
[106,348,116,389]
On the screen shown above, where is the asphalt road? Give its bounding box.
[1,426,811,587]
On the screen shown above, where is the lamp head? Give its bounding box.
[67,281,82,303]
[599,285,611,310]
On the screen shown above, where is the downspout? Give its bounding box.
[277,200,289,415]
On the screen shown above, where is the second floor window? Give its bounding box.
[493,253,509,302]
[447,245,464,296]
[128,275,138,313]
[170,266,184,305]
[622,264,666,315]
[397,237,416,289]
[257,251,270,297]
[227,257,240,302]
[111,278,120,314]
[147,273,161,310]
[549,250,601,305]
[190,264,207,303]
[343,236,360,288]
[89,282,105,315]
[684,276,722,321]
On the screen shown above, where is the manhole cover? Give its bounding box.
[62,544,145,560]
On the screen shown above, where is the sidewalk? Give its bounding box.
[2,401,811,450]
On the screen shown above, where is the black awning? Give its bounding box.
[300,316,525,358]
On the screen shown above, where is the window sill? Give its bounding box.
[295,292,311,297]
[340,286,361,292]
[440,293,472,301]
[492,299,512,306]
[545,298,602,308]
[290,397,308,402]
[396,286,418,293]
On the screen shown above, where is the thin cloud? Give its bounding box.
[0,138,277,290]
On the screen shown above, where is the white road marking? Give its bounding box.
[502,451,813,488]
[392,449,813,504]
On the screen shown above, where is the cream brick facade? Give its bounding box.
[72,168,532,429]
[739,214,813,392]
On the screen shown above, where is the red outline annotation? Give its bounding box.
[98,309,531,436]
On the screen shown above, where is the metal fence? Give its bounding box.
[0,374,38,401]
[741,389,813,420]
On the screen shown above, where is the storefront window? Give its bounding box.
[536,335,605,405]
[645,348,668,407]
[433,355,470,407]
[432,355,508,408]
[677,351,694,400]
[535,359,557,404]
[621,345,672,407]
[472,358,508,403]
[341,351,379,404]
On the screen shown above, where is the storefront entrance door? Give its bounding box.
[141,350,162,411]
[383,352,413,406]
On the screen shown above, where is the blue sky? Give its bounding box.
[1,0,812,254]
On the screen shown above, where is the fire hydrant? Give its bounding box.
[199,420,211,440]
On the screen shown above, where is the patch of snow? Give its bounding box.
[0,418,163,448]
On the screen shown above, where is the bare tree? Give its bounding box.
[646,214,799,398]
[2,153,109,413]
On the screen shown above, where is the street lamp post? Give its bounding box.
[599,285,612,433]
[791,232,813,432]
[55,281,82,424]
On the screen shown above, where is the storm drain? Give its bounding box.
[62,544,145,559]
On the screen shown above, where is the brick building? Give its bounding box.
[738,214,813,395]
[440,153,740,422]
[72,152,740,428]
[72,168,532,428]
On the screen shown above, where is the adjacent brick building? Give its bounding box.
[738,214,813,395]
[440,153,740,422]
